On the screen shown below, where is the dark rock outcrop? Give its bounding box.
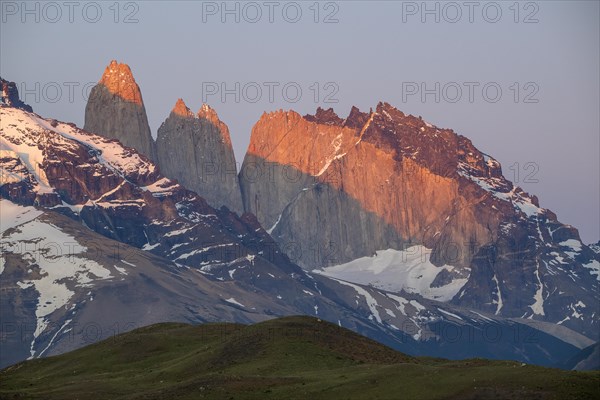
[155,99,243,213]
[84,60,156,160]
[1,78,33,112]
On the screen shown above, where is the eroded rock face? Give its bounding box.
[156,100,243,213]
[84,60,156,161]
[239,103,600,338]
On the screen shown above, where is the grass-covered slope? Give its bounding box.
[1,316,598,400]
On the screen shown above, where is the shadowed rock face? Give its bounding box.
[0,78,33,112]
[84,60,156,161]
[239,155,404,268]
[239,103,599,338]
[156,99,243,213]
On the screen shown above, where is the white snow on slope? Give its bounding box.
[330,277,382,323]
[355,112,375,145]
[176,242,235,260]
[0,107,169,198]
[0,115,54,193]
[0,149,28,185]
[492,274,504,315]
[317,133,346,176]
[0,199,43,275]
[437,308,463,321]
[140,177,179,196]
[560,239,583,260]
[33,113,156,177]
[0,198,42,232]
[530,262,545,317]
[559,239,582,251]
[582,260,600,280]
[267,213,282,234]
[457,167,542,218]
[224,297,245,307]
[314,245,467,302]
[0,199,113,358]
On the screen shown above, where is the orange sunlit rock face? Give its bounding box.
[98,60,143,105]
[171,98,194,118]
[240,104,517,267]
[85,60,156,160]
[245,110,466,236]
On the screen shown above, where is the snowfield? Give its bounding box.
[314,245,468,302]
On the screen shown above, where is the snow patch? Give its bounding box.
[315,245,467,302]
[582,260,600,280]
[331,278,382,323]
[491,274,503,315]
[529,263,545,316]
[437,308,463,321]
[224,298,245,307]
[113,265,128,275]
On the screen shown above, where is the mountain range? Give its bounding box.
[0,61,598,372]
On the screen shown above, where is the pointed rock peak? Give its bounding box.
[197,103,218,120]
[344,106,370,129]
[303,107,344,126]
[375,101,404,118]
[376,101,389,111]
[98,60,143,105]
[197,104,232,146]
[348,105,363,115]
[1,77,33,112]
[171,98,194,118]
[373,102,415,129]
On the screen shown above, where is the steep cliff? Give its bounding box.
[239,102,599,338]
[156,99,243,213]
[84,60,156,160]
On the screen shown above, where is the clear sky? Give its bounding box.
[2,1,598,243]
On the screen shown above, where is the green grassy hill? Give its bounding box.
[1,316,598,400]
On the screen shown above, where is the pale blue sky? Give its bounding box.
[2,1,598,243]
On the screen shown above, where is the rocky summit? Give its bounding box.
[1,78,32,112]
[239,102,600,339]
[84,60,156,161]
[156,99,243,213]
[84,62,243,214]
